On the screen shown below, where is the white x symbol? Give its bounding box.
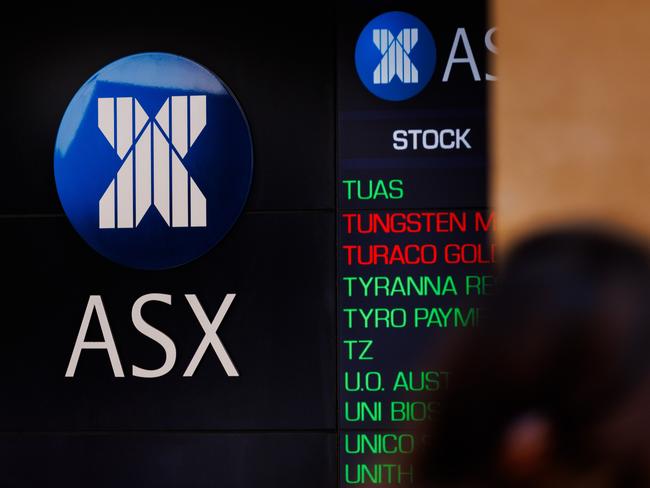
[183,294,239,377]
[97,96,208,229]
[372,28,419,84]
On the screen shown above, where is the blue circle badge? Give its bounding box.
[54,53,253,270]
[355,11,436,101]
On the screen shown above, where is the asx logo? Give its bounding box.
[54,53,253,269]
[96,95,208,229]
[355,11,497,101]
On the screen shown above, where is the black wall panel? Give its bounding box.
[0,5,337,486]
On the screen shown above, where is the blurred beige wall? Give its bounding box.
[493,0,650,251]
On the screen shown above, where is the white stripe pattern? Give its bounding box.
[372,28,419,84]
[97,96,208,229]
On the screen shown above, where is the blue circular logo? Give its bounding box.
[54,53,253,270]
[355,11,436,101]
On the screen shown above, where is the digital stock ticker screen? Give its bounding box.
[0,2,494,486]
[338,3,493,484]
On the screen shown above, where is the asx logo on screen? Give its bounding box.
[355,11,497,101]
[54,52,253,270]
[54,53,252,378]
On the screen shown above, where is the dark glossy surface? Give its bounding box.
[0,433,336,487]
[0,213,335,430]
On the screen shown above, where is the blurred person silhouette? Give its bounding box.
[417,228,650,487]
